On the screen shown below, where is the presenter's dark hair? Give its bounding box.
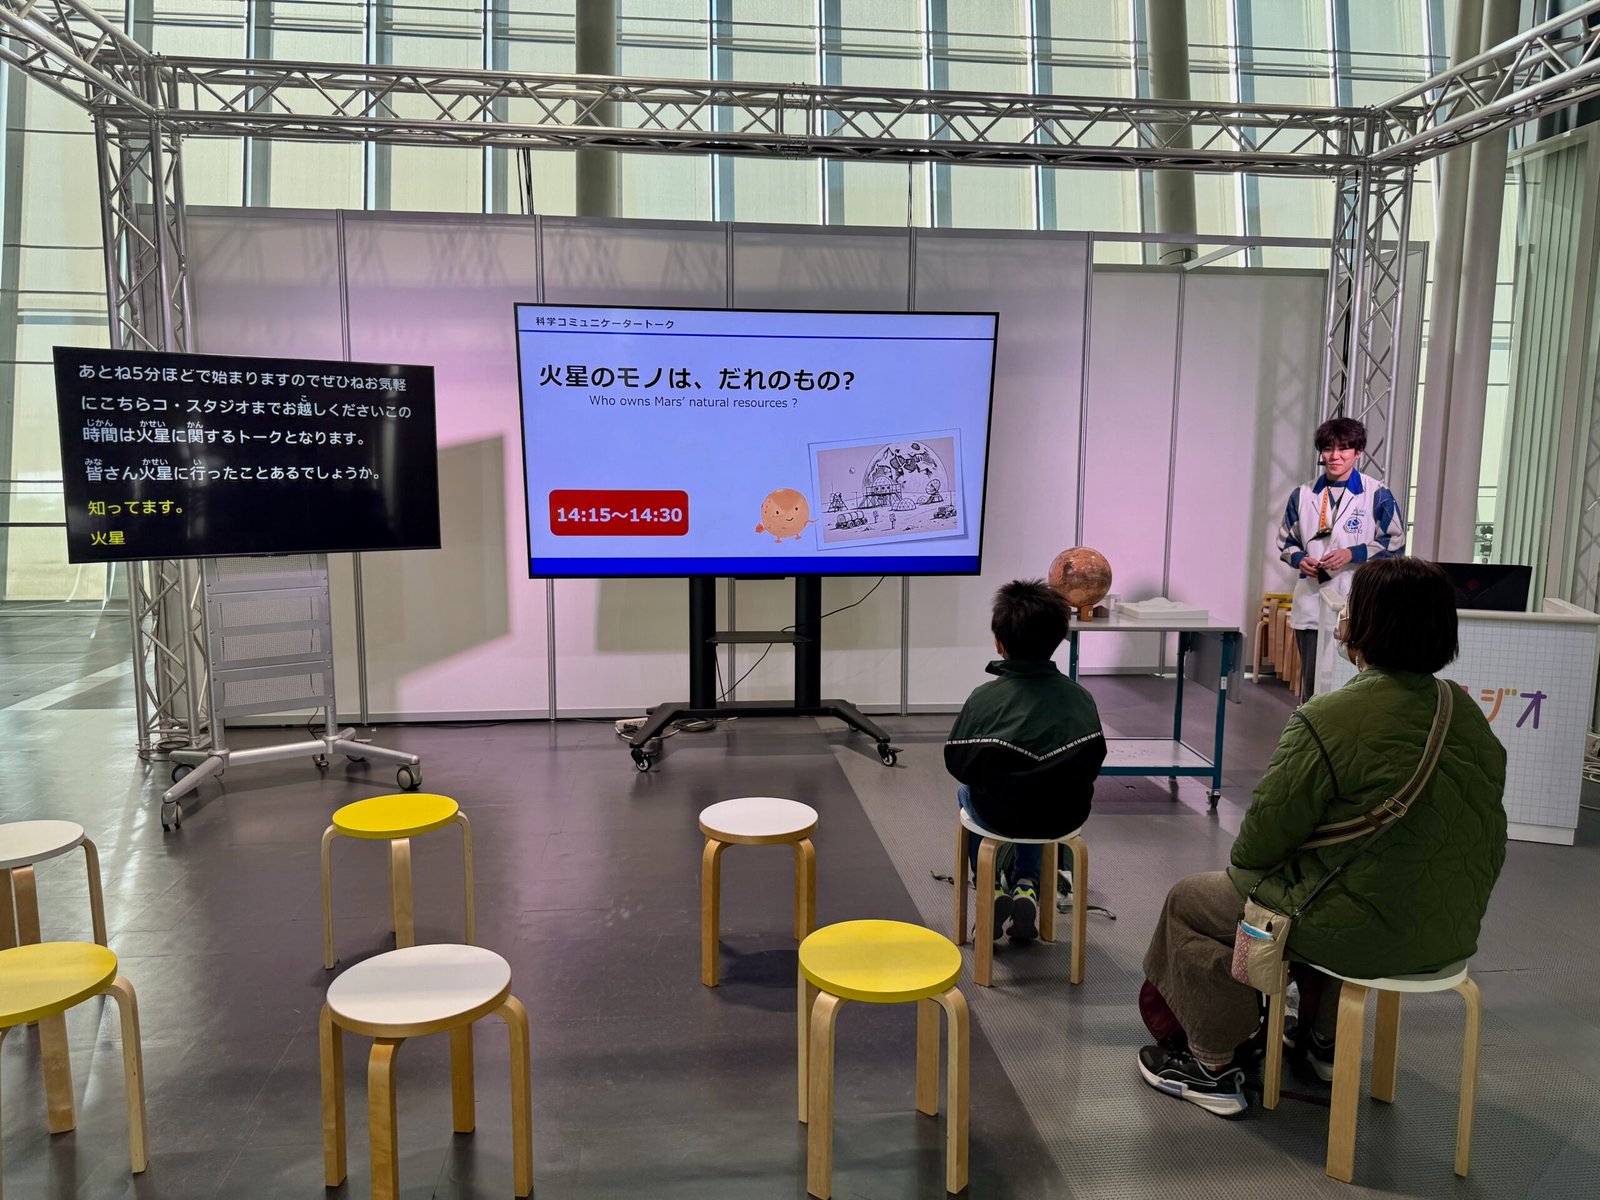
[1342,557,1458,674]
[992,579,1071,661]
[1315,416,1367,452]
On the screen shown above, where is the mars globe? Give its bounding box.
[1048,547,1113,619]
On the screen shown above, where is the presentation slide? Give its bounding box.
[515,305,997,577]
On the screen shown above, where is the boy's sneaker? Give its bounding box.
[1137,1044,1248,1117]
[1283,1020,1336,1082]
[1009,882,1039,942]
[989,888,1013,941]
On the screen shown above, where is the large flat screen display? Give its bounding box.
[515,304,998,577]
[53,346,440,563]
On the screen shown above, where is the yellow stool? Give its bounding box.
[698,797,818,987]
[954,808,1089,987]
[1262,960,1481,1183]
[0,943,147,1199]
[320,944,532,1199]
[798,920,968,1199]
[321,793,475,969]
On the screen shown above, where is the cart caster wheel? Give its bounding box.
[1207,791,1221,810]
[878,744,897,767]
[315,755,329,771]
[397,765,421,790]
[161,801,182,831]
[170,763,193,785]
[632,749,653,773]
[345,754,367,763]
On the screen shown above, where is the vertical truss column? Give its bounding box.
[1321,160,1416,481]
[94,108,208,756]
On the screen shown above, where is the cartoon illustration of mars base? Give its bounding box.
[809,433,964,547]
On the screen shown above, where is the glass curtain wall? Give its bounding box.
[0,0,1451,598]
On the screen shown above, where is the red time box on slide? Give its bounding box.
[548,489,689,536]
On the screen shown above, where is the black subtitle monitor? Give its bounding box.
[53,346,440,563]
[1435,562,1532,612]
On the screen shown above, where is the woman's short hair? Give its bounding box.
[992,578,1071,661]
[1314,416,1367,452]
[1342,557,1458,674]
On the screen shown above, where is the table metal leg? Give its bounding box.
[1173,632,1189,739]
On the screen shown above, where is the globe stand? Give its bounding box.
[626,576,900,772]
[1076,605,1097,621]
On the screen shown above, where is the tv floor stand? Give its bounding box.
[628,577,899,772]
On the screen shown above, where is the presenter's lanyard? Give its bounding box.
[1315,482,1349,538]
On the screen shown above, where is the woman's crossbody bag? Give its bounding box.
[1230,678,1454,994]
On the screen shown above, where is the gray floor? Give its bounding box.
[1,608,1597,1198]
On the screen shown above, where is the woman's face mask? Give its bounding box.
[1334,608,1357,664]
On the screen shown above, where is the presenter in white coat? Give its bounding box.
[1277,416,1406,697]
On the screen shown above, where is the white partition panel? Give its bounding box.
[1169,270,1326,648]
[186,212,1339,718]
[909,231,1091,706]
[340,214,547,717]
[1079,269,1181,671]
[730,226,913,707]
[538,218,729,713]
[188,209,345,360]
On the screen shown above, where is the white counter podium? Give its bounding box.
[1329,599,1600,846]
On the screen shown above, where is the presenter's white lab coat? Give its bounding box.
[1276,469,1407,690]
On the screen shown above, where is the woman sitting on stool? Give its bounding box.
[1136,557,1507,1117]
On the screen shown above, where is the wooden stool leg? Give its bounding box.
[320,825,338,969]
[0,1025,8,1199]
[1326,981,1369,1183]
[449,1024,476,1134]
[1039,843,1058,943]
[496,996,535,1198]
[700,839,728,987]
[319,1005,347,1186]
[915,998,939,1116]
[1454,977,1482,1177]
[1371,990,1402,1103]
[0,868,15,950]
[105,976,148,1173]
[806,992,844,1200]
[797,970,817,1122]
[81,837,108,947]
[1263,969,1288,1109]
[455,812,476,946]
[952,820,968,947]
[974,839,998,987]
[368,1039,403,1200]
[12,868,74,1133]
[935,987,970,1195]
[1067,836,1088,985]
[793,838,816,940]
[388,838,415,949]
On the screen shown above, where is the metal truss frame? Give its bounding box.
[1321,162,1416,479]
[1,0,1598,747]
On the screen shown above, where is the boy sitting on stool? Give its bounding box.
[946,579,1107,941]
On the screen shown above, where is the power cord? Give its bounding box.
[714,577,887,702]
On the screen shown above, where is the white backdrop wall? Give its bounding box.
[189,210,1341,719]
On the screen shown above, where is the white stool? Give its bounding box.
[953,808,1087,987]
[320,945,533,1199]
[0,820,107,951]
[698,797,818,988]
[0,820,108,1138]
[1263,960,1480,1183]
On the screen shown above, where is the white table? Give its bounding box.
[1066,615,1244,809]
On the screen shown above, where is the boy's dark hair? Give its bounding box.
[991,579,1071,661]
[1342,557,1458,674]
[1315,416,1367,453]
